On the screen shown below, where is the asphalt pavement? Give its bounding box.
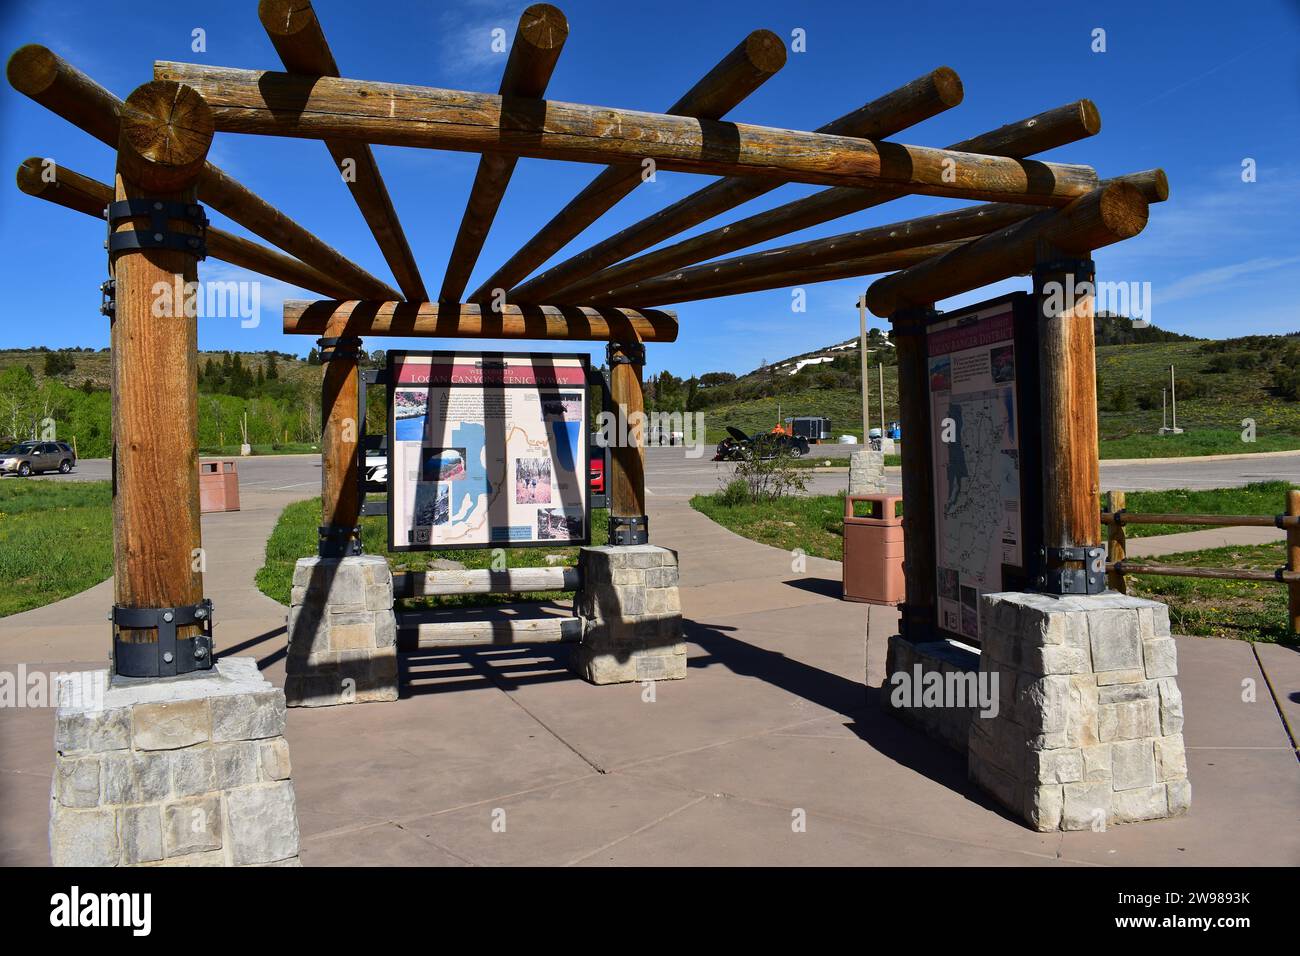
[18,446,1300,498]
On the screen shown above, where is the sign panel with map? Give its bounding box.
[927,295,1037,642]
[386,351,590,551]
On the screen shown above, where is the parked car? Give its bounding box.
[1,440,76,476]
[589,449,605,496]
[713,426,809,461]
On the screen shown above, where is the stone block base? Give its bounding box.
[848,449,885,494]
[970,592,1190,831]
[286,554,398,706]
[572,545,687,685]
[882,635,984,754]
[50,657,300,866]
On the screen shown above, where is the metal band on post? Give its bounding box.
[112,599,214,678]
[317,335,363,362]
[318,524,362,558]
[1038,545,1107,595]
[1031,257,1095,282]
[609,514,649,546]
[106,198,208,258]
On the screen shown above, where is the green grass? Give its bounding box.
[691,485,1297,643]
[197,442,319,457]
[1117,481,1298,537]
[0,480,112,617]
[256,497,609,609]
[696,336,1300,458]
[691,490,852,561]
[1099,429,1300,459]
[1125,542,1295,644]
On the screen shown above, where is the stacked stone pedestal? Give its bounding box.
[883,636,983,753]
[571,545,687,684]
[848,449,885,494]
[970,592,1190,831]
[286,554,397,706]
[50,657,300,866]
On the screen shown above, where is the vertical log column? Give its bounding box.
[1105,490,1128,594]
[607,338,648,544]
[110,81,214,677]
[319,320,363,557]
[1033,249,1103,592]
[891,305,938,640]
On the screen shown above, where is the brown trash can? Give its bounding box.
[842,494,904,604]
[199,459,241,513]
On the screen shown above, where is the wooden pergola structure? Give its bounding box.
[8,1,1166,673]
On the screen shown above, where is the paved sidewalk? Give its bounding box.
[2,489,1297,866]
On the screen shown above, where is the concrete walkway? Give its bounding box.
[2,490,1297,866]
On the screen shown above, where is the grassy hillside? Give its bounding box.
[694,328,1300,457]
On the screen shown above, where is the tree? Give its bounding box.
[43,352,76,377]
[265,352,279,380]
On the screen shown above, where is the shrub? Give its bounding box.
[716,477,750,506]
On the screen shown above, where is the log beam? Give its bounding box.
[556,100,1101,302]
[440,3,569,303]
[509,66,962,302]
[471,29,788,302]
[592,201,1036,306]
[283,300,678,342]
[260,0,426,300]
[6,43,397,300]
[612,242,969,307]
[595,170,1167,307]
[16,158,354,299]
[152,61,1099,205]
[865,182,1150,318]
[110,81,213,667]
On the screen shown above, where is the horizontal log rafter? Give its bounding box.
[153,61,1099,207]
[439,3,569,303]
[283,300,678,342]
[16,157,354,300]
[468,28,788,302]
[509,66,964,303]
[260,0,426,300]
[555,100,1103,303]
[6,43,397,300]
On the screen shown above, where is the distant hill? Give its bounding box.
[685,322,1300,447]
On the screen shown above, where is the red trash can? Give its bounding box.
[199,459,241,513]
[842,494,904,604]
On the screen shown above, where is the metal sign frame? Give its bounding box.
[385,349,592,553]
[925,291,1043,646]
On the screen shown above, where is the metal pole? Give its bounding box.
[1169,364,1177,431]
[859,294,870,440]
[878,361,885,438]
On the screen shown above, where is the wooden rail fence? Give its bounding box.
[1102,489,1300,637]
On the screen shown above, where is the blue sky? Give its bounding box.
[1,0,1297,378]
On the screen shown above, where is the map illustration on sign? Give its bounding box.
[387,351,589,550]
[928,305,1023,640]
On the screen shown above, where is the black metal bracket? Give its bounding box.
[317,335,363,362]
[606,340,646,367]
[106,199,208,259]
[1032,257,1095,281]
[609,514,649,546]
[319,524,363,558]
[99,279,116,318]
[112,599,214,678]
[1037,545,1107,595]
[888,307,942,336]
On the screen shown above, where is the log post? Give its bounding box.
[1288,488,1299,637]
[319,321,363,557]
[1033,249,1103,593]
[607,338,648,545]
[1106,490,1128,594]
[891,305,939,640]
[110,81,214,678]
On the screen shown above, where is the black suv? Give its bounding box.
[1,441,77,476]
